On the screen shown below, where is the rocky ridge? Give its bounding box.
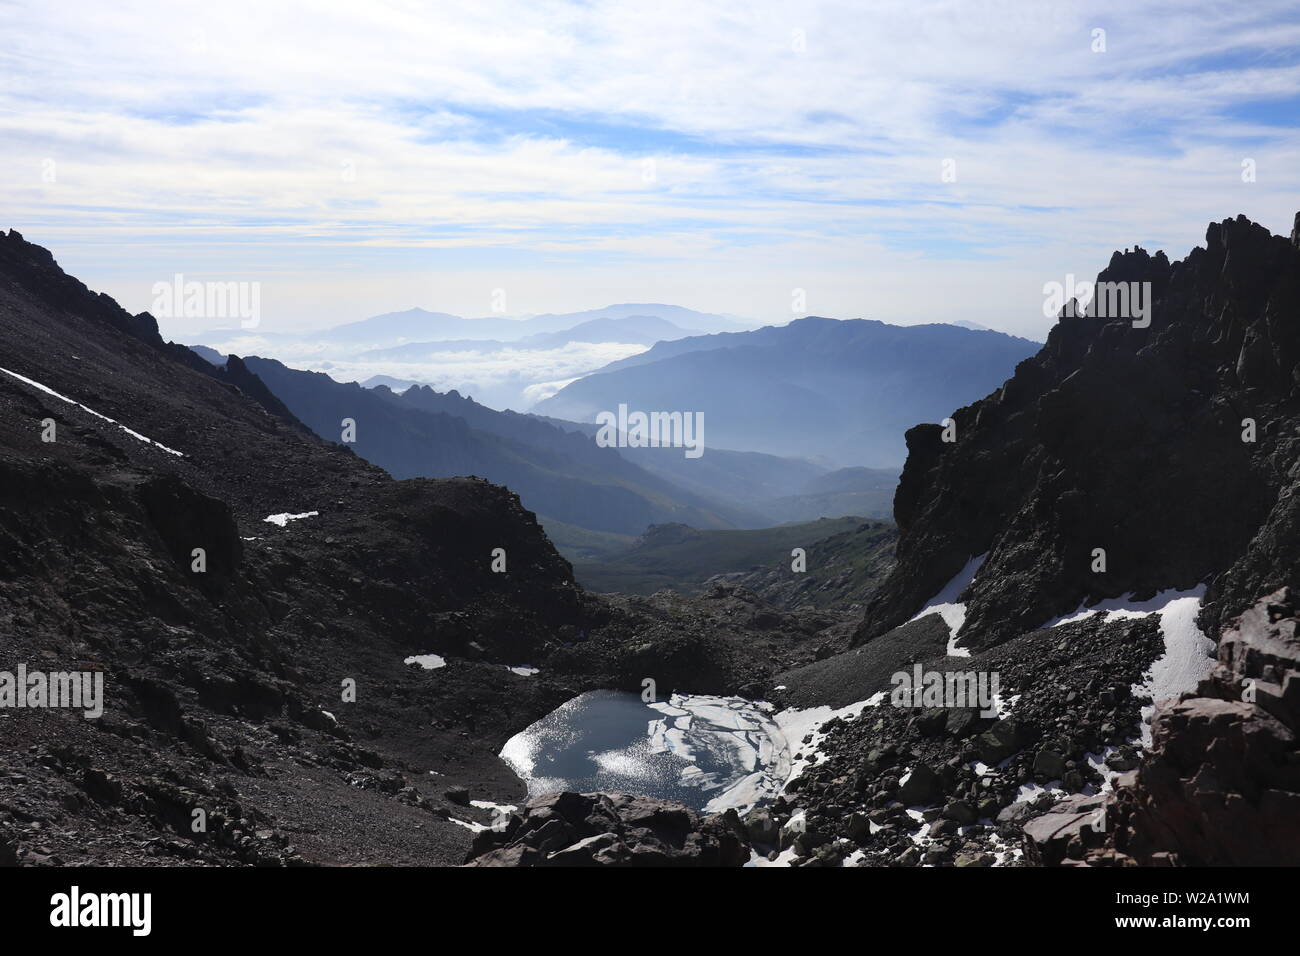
[857,213,1300,651]
[747,213,1300,868]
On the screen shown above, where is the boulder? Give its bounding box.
[1022,793,1107,866]
[974,719,1026,764]
[463,792,749,867]
[897,763,945,806]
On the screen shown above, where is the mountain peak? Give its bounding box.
[857,212,1300,649]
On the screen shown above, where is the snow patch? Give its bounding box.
[908,553,986,657]
[1046,587,1201,627]
[1134,589,1215,747]
[470,800,517,814]
[1085,748,1127,791]
[745,846,800,867]
[987,831,1023,866]
[993,692,1021,718]
[263,511,319,527]
[448,817,489,833]
[1143,591,1215,705]
[775,691,886,788]
[1045,587,1213,748]
[1016,780,1065,803]
[0,364,184,456]
[507,665,539,677]
[404,654,447,670]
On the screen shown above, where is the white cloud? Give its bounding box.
[1,0,1298,339]
[208,337,649,410]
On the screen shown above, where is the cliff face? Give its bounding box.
[843,213,1300,866]
[856,214,1300,651]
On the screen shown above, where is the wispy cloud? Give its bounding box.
[2,0,1298,337]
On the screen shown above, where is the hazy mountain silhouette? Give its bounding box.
[206,304,748,349]
[536,317,1040,466]
[528,413,833,504]
[359,315,690,361]
[188,343,227,366]
[755,466,899,523]
[241,356,767,535]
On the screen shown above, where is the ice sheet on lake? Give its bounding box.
[500,690,793,815]
[501,688,894,817]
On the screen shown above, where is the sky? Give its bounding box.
[2,0,1299,341]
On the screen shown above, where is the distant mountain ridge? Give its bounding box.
[569,515,886,597]
[536,317,1041,467]
[203,303,749,348]
[241,356,769,536]
[359,314,690,360]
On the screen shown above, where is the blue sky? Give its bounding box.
[1,0,1298,338]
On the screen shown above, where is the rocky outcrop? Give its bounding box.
[1092,589,1300,865]
[749,610,1161,868]
[1022,793,1109,866]
[856,214,1300,650]
[464,792,749,866]
[837,211,1300,866]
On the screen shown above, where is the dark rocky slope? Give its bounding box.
[857,213,1300,651]
[746,214,1300,868]
[0,229,594,865]
[751,613,1162,866]
[537,316,1041,466]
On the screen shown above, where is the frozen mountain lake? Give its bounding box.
[500,690,792,814]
